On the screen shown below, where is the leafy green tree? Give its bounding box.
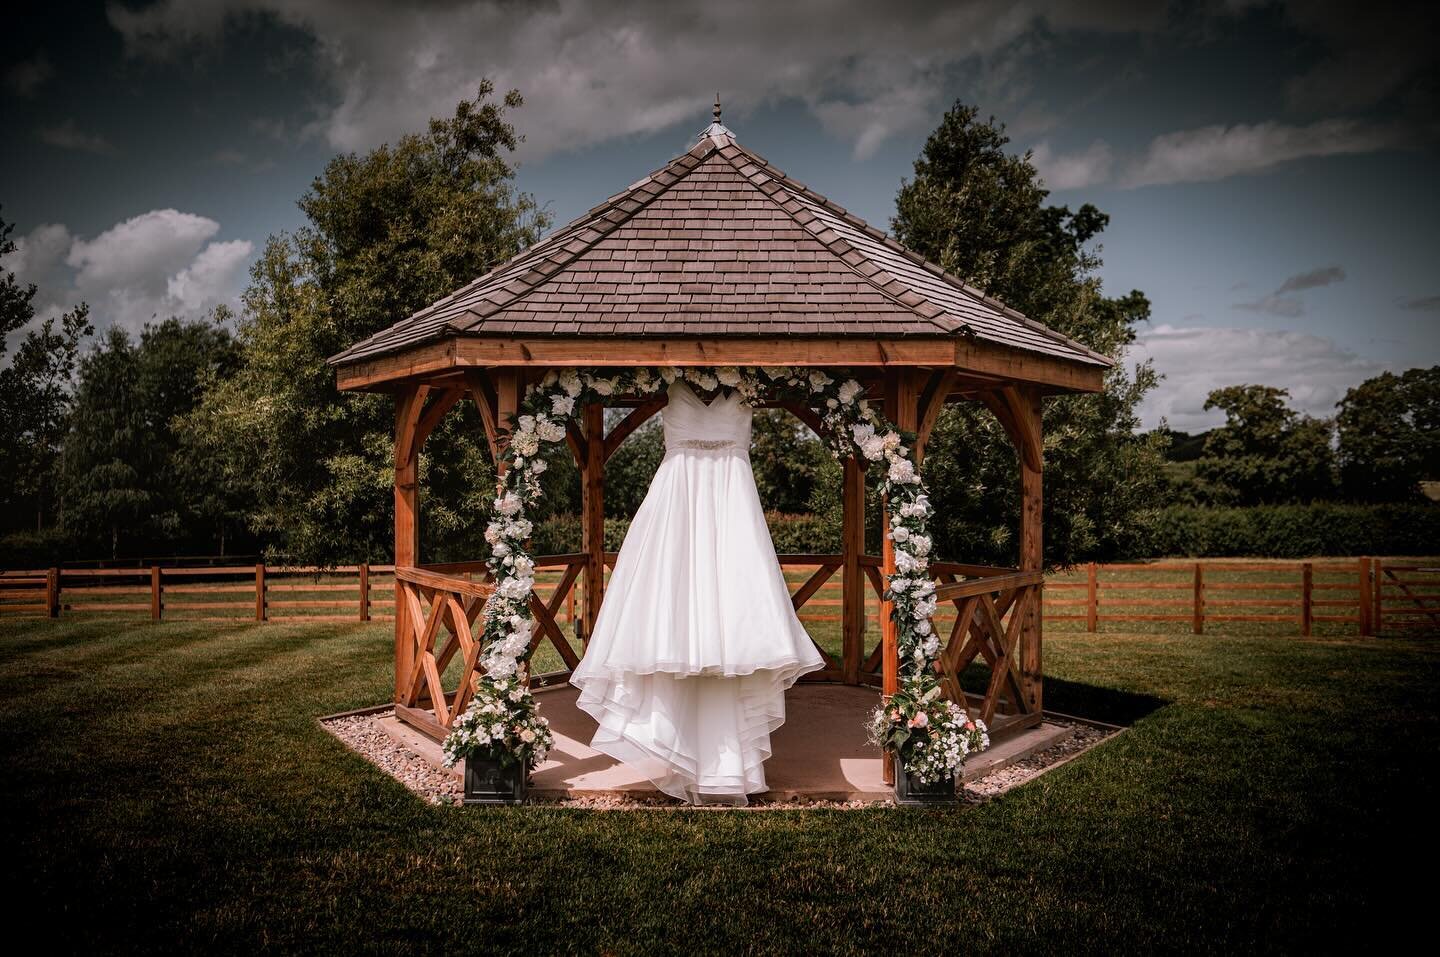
[891,103,1167,566]
[60,317,241,558]
[61,328,151,558]
[1335,367,1439,502]
[1195,385,1336,505]
[0,209,93,538]
[179,84,547,565]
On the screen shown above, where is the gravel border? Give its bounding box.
[320,711,1118,810]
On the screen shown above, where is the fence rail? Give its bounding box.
[1,557,1433,636]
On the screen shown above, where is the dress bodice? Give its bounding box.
[663,381,752,452]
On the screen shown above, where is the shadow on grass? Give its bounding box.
[957,663,1169,728]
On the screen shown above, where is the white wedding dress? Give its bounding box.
[568,381,826,805]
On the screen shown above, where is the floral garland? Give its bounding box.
[441,365,987,783]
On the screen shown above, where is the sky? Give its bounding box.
[2,0,1436,432]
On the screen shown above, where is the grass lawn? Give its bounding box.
[1,614,1434,954]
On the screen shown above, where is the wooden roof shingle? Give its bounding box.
[330,127,1112,369]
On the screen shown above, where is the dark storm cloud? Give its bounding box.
[1277,266,1346,295]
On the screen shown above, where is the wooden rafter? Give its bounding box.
[603,397,668,462]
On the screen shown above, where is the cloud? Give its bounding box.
[3,211,253,334]
[1275,265,1345,295]
[1029,139,1113,190]
[1232,295,1305,318]
[1231,264,1346,317]
[1132,323,1390,431]
[4,54,54,97]
[1398,294,1440,312]
[210,148,248,165]
[1122,118,1400,187]
[39,120,117,155]
[105,0,1164,160]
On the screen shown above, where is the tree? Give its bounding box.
[1194,385,1336,505]
[1336,367,1439,502]
[59,317,240,559]
[0,209,93,537]
[61,328,151,558]
[180,83,547,565]
[891,104,1168,566]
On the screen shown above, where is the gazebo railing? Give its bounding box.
[391,554,1042,742]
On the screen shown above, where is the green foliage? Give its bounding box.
[178,83,547,565]
[1194,385,1336,504]
[892,103,1167,567]
[59,317,239,558]
[1336,367,1439,502]
[0,209,93,543]
[1145,503,1440,557]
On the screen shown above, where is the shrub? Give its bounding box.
[1144,503,1440,558]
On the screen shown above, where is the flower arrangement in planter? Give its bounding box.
[868,684,989,805]
[439,364,988,799]
[442,678,554,805]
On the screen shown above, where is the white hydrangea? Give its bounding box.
[909,533,931,556]
[888,458,917,484]
[807,370,833,391]
[551,394,576,417]
[495,493,522,517]
[716,366,741,387]
[893,549,922,574]
[762,366,790,380]
[536,418,566,443]
[558,369,582,396]
[659,367,678,383]
[511,555,535,577]
[497,576,533,600]
[505,518,533,539]
[511,430,540,457]
[592,377,616,396]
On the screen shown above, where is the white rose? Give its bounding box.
[891,526,911,543]
[593,378,615,396]
[551,394,576,416]
[559,370,582,396]
[519,728,536,743]
[696,372,719,391]
[910,534,931,556]
[838,380,862,404]
[495,493,522,516]
[807,370,832,391]
[888,458,916,484]
[762,366,789,380]
[660,367,678,383]
[528,458,548,475]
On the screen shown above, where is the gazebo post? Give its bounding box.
[393,383,427,703]
[580,401,606,641]
[840,455,865,685]
[1016,386,1044,712]
[879,369,922,784]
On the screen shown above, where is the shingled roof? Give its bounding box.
[329,122,1111,369]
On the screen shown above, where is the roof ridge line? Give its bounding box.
[713,142,960,336]
[719,141,1113,366]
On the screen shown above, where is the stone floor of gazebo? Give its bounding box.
[374,684,1076,802]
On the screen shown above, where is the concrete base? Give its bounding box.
[378,684,1074,802]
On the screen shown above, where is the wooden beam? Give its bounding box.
[393,383,424,703]
[776,401,829,440]
[580,401,606,642]
[603,397,668,462]
[914,369,956,465]
[1015,385,1044,713]
[413,387,463,452]
[841,455,865,686]
[880,368,922,786]
[462,369,502,461]
[333,335,1109,393]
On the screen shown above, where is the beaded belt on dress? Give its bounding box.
[670,439,741,450]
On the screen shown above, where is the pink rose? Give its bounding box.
[964,721,976,731]
[908,712,929,728]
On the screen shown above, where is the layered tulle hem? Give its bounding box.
[571,655,824,806]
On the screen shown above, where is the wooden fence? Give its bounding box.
[1,557,1435,636]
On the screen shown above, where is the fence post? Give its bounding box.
[1086,561,1098,632]
[1301,562,1313,637]
[359,562,370,622]
[1358,557,1372,636]
[150,566,162,621]
[255,563,267,621]
[1192,562,1204,635]
[46,567,60,618]
[1373,559,1384,635]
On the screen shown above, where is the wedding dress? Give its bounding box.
[568,380,826,805]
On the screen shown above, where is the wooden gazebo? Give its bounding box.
[329,113,1111,784]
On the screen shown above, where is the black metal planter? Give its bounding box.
[463,756,527,805]
[892,754,959,806]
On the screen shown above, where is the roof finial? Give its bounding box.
[700,93,732,140]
